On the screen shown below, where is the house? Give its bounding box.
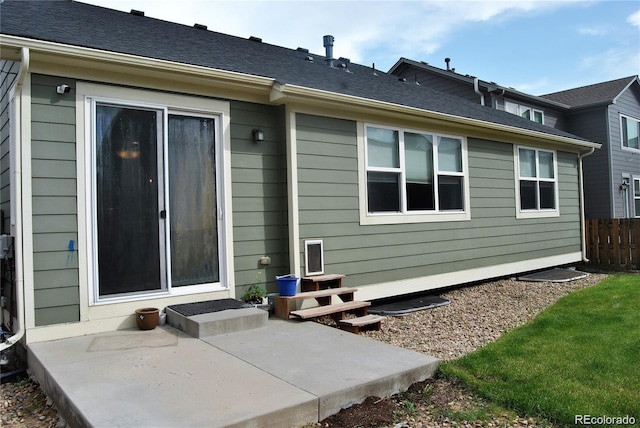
[1,0,600,346]
[390,58,640,218]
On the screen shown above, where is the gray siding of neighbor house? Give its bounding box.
[31,74,80,326]
[609,86,640,218]
[230,102,289,297]
[296,113,582,288]
[396,68,485,104]
[1,60,19,234]
[566,108,611,219]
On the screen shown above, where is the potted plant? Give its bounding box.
[242,284,267,305]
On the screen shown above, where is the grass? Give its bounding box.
[441,274,640,425]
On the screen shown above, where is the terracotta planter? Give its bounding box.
[135,307,159,330]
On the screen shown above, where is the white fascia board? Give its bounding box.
[270,83,602,151]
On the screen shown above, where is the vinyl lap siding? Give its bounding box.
[568,109,611,218]
[296,113,582,290]
[230,101,288,296]
[30,74,79,325]
[0,61,19,233]
[609,87,640,218]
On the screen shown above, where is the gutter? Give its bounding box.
[578,147,596,263]
[271,82,601,151]
[1,47,29,352]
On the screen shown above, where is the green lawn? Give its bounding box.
[441,274,640,426]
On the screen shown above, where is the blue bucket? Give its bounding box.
[276,274,298,296]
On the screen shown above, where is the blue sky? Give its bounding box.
[81,0,639,95]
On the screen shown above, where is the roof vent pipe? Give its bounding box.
[323,35,335,67]
[445,57,451,71]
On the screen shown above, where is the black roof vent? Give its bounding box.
[130,9,144,16]
[297,47,309,53]
[305,56,314,62]
[249,36,262,43]
[194,23,207,30]
[398,77,407,82]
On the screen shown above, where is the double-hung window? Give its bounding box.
[516,146,559,218]
[362,124,469,224]
[621,115,640,150]
[634,178,640,218]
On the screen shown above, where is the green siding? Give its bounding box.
[230,101,288,296]
[31,74,79,326]
[296,113,582,289]
[1,60,19,233]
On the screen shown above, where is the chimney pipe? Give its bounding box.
[445,57,451,71]
[323,35,335,67]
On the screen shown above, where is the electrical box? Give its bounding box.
[0,235,13,259]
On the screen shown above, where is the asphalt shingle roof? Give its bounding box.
[1,0,592,143]
[541,76,638,108]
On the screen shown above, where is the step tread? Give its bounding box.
[290,301,370,319]
[339,314,386,327]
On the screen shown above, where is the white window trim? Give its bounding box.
[357,122,471,225]
[76,82,233,306]
[620,114,640,153]
[505,100,545,125]
[514,145,560,219]
[633,177,640,218]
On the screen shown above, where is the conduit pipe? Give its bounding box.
[473,78,485,106]
[578,147,596,263]
[1,47,29,352]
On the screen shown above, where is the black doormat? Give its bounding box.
[369,295,450,316]
[166,299,249,317]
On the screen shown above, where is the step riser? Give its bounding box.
[166,307,268,338]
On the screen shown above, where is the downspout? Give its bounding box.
[1,47,29,352]
[578,147,596,263]
[473,78,485,106]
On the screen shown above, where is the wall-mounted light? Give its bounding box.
[56,84,71,94]
[252,128,264,143]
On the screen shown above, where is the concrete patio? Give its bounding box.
[26,311,439,427]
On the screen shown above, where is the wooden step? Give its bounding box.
[274,288,357,319]
[290,300,370,320]
[339,314,385,334]
[278,287,357,302]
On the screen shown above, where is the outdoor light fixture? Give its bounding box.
[56,84,71,94]
[252,128,264,143]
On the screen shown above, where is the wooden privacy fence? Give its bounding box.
[585,219,640,270]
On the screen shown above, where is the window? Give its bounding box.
[634,178,640,218]
[516,146,559,218]
[362,124,469,224]
[505,101,544,124]
[621,115,640,150]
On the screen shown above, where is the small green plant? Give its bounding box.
[401,400,416,415]
[242,284,266,304]
[242,272,267,304]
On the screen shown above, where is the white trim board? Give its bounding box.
[354,252,583,301]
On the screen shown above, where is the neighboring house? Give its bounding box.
[0,0,599,345]
[390,58,640,219]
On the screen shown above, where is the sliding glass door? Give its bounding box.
[94,103,220,299]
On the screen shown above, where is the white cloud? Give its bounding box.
[578,26,609,36]
[580,48,640,80]
[627,9,640,27]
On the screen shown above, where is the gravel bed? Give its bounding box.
[362,272,608,361]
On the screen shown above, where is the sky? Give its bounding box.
[80,0,640,95]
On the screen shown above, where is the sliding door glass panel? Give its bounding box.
[168,115,219,286]
[96,105,162,296]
